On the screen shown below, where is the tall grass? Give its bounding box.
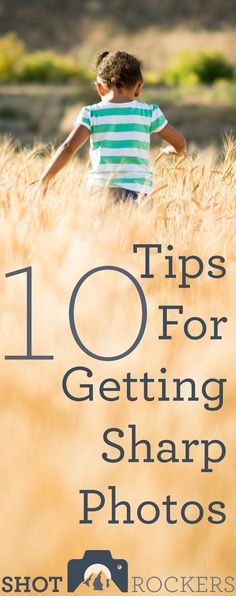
[0,138,235,580]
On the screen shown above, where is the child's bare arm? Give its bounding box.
[35,124,90,196]
[157,123,186,155]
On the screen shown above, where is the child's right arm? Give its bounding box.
[33,123,90,198]
[157,123,186,156]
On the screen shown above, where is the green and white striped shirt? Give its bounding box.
[75,99,168,194]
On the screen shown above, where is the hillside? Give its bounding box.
[1,0,235,146]
[1,0,236,58]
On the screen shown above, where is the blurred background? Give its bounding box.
[0,0,235,147]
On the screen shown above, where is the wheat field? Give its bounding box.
[0,137,236,590]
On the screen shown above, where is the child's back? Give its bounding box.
[76,98,168,194]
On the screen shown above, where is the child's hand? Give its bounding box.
[160,145,185,156]
[31,179,49,201]
[157,124,186,155]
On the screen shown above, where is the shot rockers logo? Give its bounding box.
[2,552,234,593]
[68,550,128,592]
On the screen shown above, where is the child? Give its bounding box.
[35,51,186,201]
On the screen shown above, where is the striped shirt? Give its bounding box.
[75,99,168,194]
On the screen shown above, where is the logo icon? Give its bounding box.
[68,550,128,592]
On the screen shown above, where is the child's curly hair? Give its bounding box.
[95,50,143,89]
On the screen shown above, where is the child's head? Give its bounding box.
[95,50,143,97]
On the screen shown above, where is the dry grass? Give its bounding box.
[0,137,236,584]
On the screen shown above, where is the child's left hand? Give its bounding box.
[31,179,49,201]
[160,145,186,156]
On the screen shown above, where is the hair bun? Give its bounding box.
[96,51,110,68]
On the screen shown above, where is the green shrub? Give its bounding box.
[164,51,235,85]
[0,33,25,82]
[0,106,19,118]
[16,51,88,83]
[0,32,90,83]
[144,71,162,86]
